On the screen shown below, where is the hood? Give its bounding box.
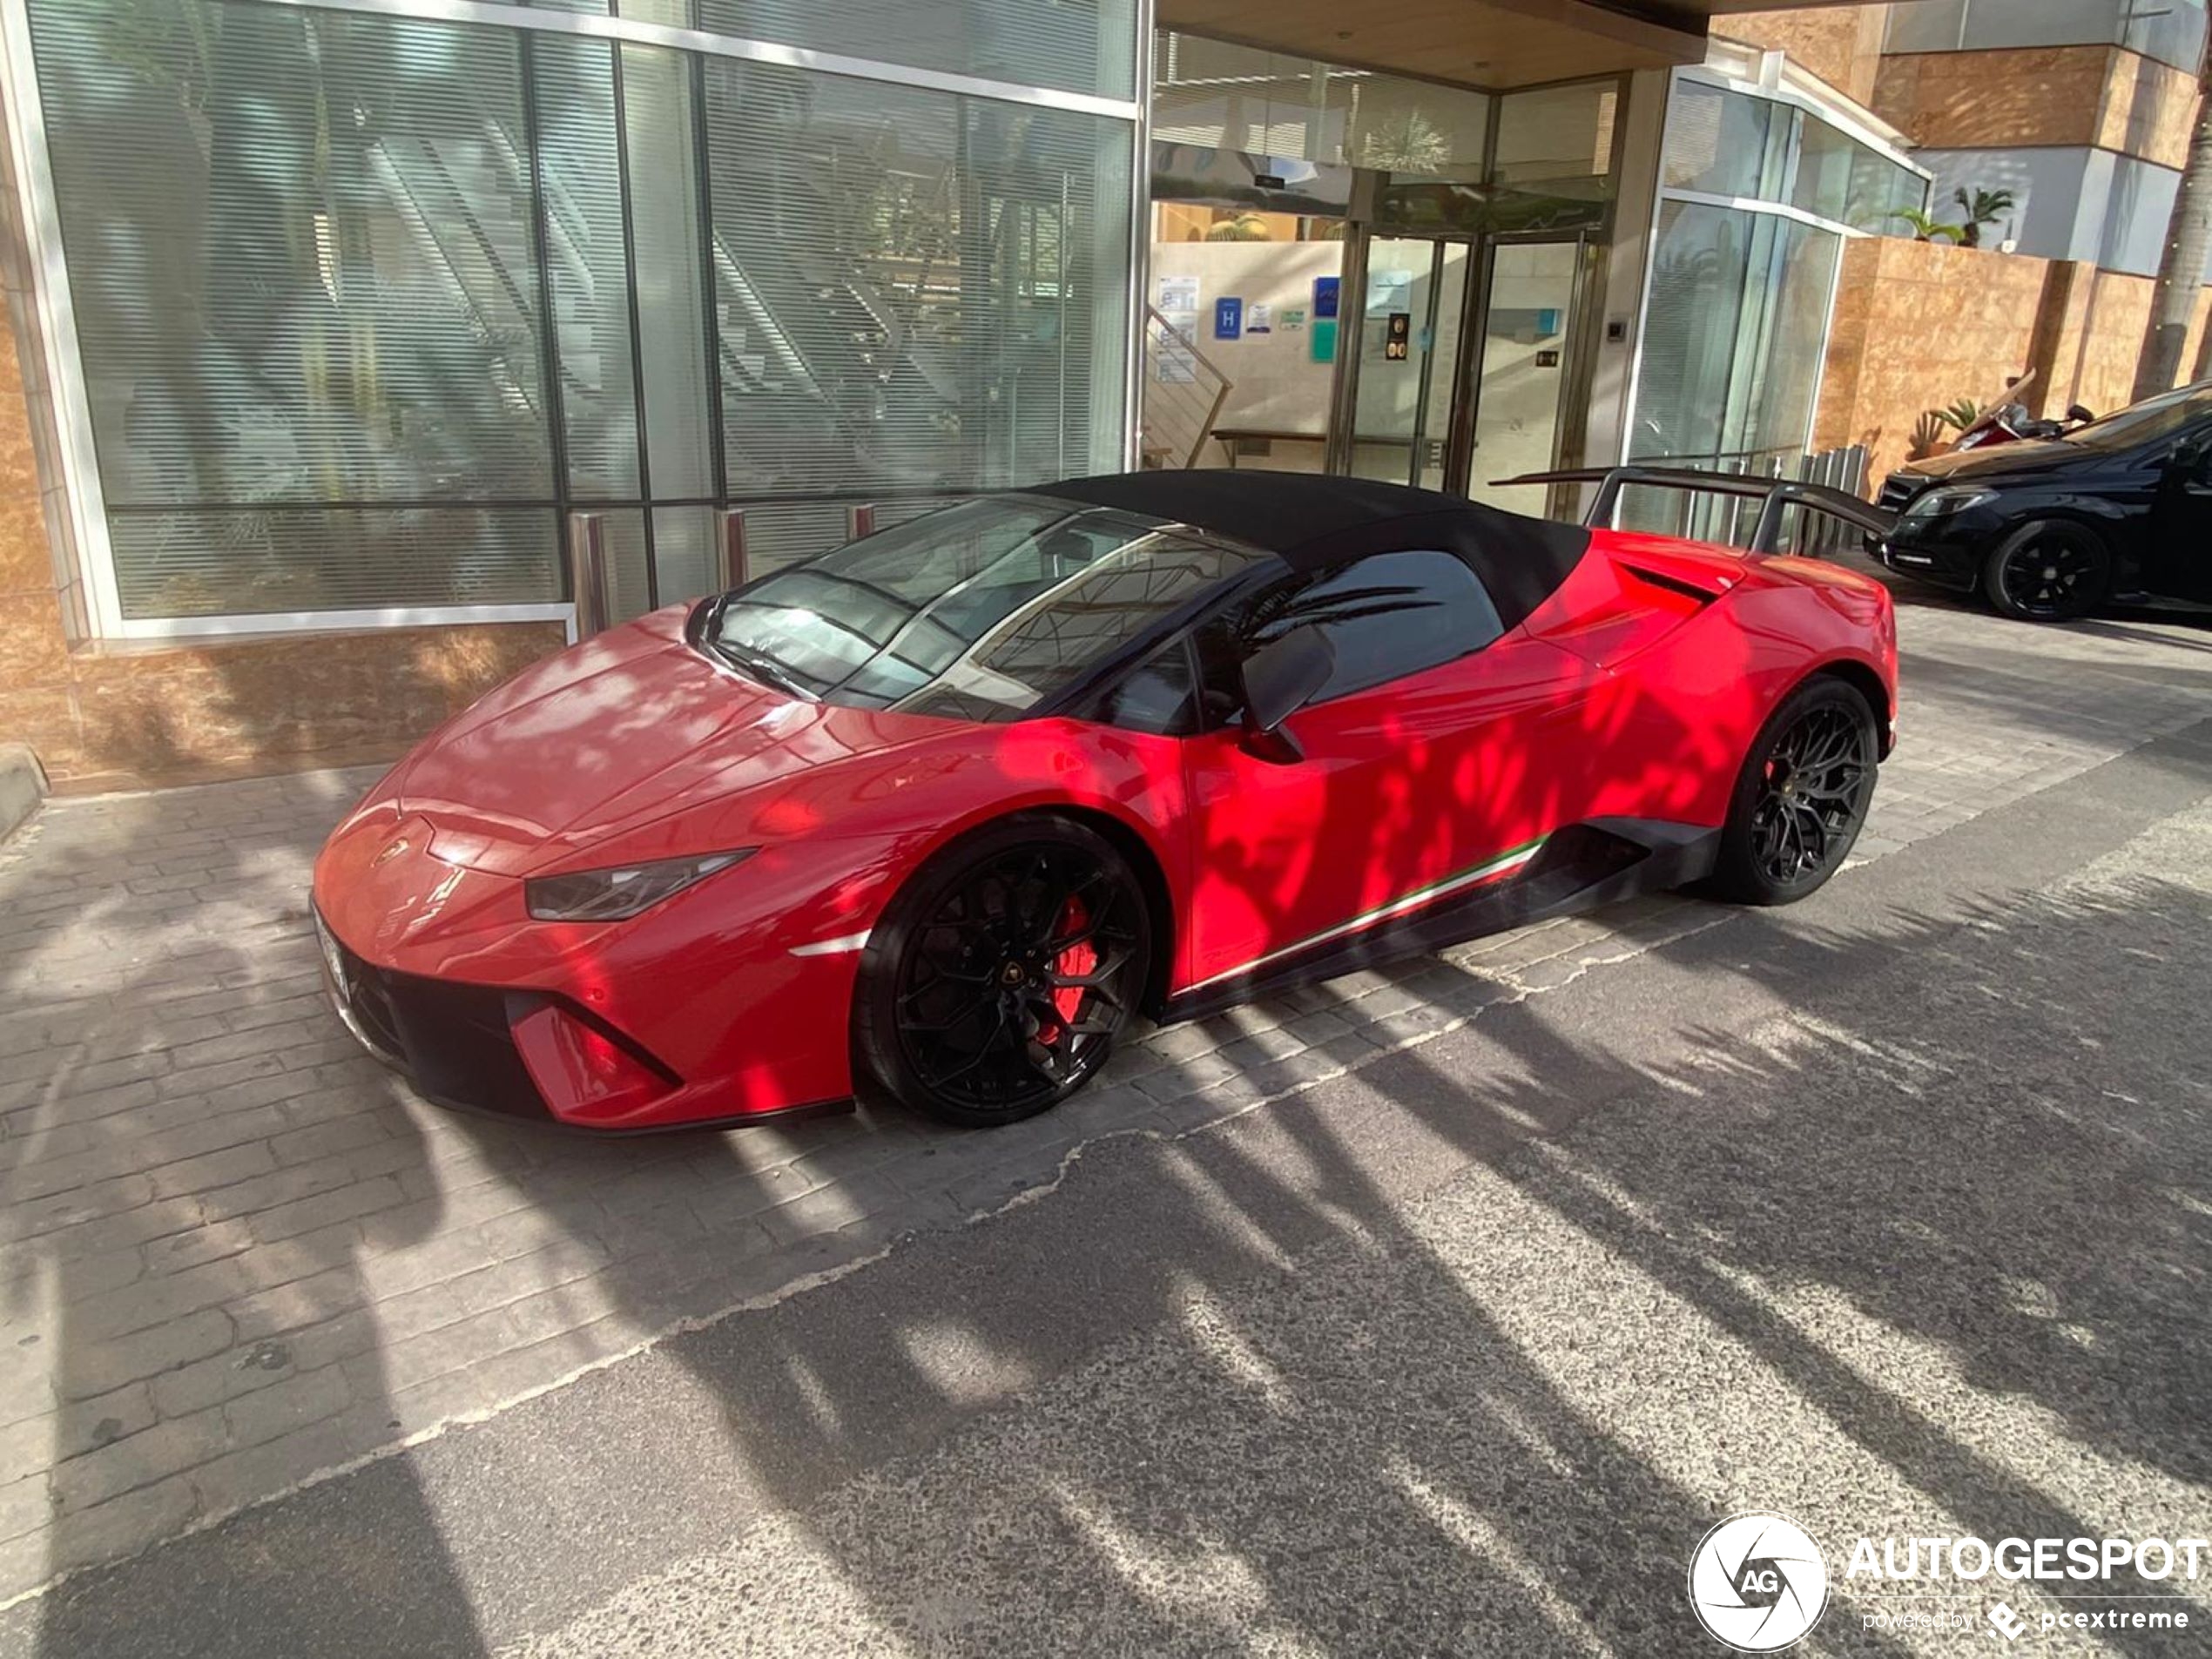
[1895,438,2102,485]
[394,606,959,876]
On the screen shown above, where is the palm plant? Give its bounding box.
[1934,397,1984,433]
[1953,186,2017,249]
[1892,206,1966,244]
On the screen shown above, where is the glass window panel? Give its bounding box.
[703,60,1130,501]
[1662,81,1783,200]
[1492,84,1618,186]
[694,0,1136,101]
[1256,550,1504,704]
[591,507,653,623]
[30,0,554,510]
[108,506,557,618]
[531,37,642,499]
[1739,218,1843,456]
[1632,201,1756,463]
[1150,34,1487,177]
[1629,202,1840,472]
[620,44,716,501]
[651,504,718,604]
[1791,116,1856,224]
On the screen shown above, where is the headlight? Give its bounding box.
[1902,486,1996,521]
[525,849,755,921]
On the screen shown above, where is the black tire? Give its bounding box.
[1982,519,2110,623]
[1706,677,1878,907]
[853,816,1152,1129]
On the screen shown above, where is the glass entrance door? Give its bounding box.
[1467,239,1585,509]
[1339,232,1584,503]
[1346,236,1475,487]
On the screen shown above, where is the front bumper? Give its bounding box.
[1875,525,1986,593]
[314,907,560,1123]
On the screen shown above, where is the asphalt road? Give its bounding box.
[7,717,2212,1658]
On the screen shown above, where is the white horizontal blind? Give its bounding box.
[695,0,1136,99]
[701,57,1129,504]
[29,0,563,617]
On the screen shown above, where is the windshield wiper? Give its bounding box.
[707,636,814,700]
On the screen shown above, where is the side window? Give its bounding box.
[1233,550,1506,706]
[1072,638,1200,737]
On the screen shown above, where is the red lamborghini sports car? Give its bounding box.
[312,473,1897,1132]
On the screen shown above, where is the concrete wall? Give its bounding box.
[1812,236,2212,489]
[0,280,565,787]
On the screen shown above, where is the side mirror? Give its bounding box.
[2067,404,2094,425]
[1238,626,1335,762]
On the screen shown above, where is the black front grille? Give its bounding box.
[1877,475,1922,516]
[329,936,550,1121]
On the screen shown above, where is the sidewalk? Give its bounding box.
[3,589,2209,1602]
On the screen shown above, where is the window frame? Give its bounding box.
[1,0,1145,643]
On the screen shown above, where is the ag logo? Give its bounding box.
[1688,1513,1829,1651]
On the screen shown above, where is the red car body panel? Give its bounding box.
[313,522,1895,1131]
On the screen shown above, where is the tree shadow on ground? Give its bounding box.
[0,772,489,1654]
[480,852,2211,1651]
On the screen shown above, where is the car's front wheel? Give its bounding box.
[1707,677,1878,907]
[1982,519,2109,622]
[854,816,1152,1128]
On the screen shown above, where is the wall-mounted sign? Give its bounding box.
[1384,312,1412,361]
[1213,297,1244,341]
[1534,348,1561,369]
[1311,318,1337,362]
[1281,306,1308,332]
[1246,302,1272,334]
[1312,276,1340,320]
[1157,274,1198,312]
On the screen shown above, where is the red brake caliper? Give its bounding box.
[1046,895,1096,1042]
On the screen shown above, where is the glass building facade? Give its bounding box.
[17,0,1140,631]
[1628,68,1926,476]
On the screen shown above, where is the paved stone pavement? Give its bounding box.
[2,578,2209,1605]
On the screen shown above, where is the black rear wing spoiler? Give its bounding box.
[1495,466,1898,556]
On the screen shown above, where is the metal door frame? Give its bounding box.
[1332,225,1598,502]
[1330,226,1481,487]
[1461,228,1601,515]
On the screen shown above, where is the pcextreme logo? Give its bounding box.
[1687,1513,1830,1652]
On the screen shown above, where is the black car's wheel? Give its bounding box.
[1982,520,2109,622]
[1707,678,1878,907]
[854,817,1152,1128]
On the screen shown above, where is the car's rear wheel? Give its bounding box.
[1707,678,1878,907]
[854,817,1151,1128]
[1982,520,2108,622]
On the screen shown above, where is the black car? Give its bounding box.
[1875,381,2212,621]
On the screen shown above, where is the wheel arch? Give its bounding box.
[1807,658,1893,759]
[1031,804,1178,1020]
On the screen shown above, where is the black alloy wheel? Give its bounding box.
[1708,678,1878,906]
[857,819,1150,1127]
[1984,520,2109,623]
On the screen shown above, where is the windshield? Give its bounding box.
[2062,383,2212,453]
[700,495,1274,721]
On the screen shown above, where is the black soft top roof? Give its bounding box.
[1035,471,1591,631]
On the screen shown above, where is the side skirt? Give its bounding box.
[1158,819,1721,1026]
